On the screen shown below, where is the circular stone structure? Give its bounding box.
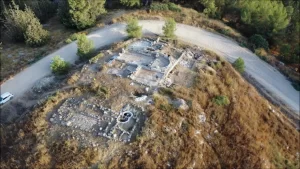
[117,111,133,123]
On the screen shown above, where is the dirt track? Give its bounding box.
[1,20,299,114]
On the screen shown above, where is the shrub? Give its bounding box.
[126,17,142,38]
[213,95,230,106]
[65,38,72,44]
[249,34,269,50]
[58,0,106,30]
[167,2,181,12]
[65,33,80,43]
[150,3,169,11]
[3,2,49,46]
[233,57,245,73]
[24,20,50,47]
[70,33,79,41]
[150,2,181,12]
[89,53,104,64]
[120,0,140,7]
[50,56,70,75]
[76,34,95,59]
[163,18,176,39]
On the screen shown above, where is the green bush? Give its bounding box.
[150,2,181,12]
[65,38,72,44]
[65,33,79,43]
[249,34,269,50]
[50,56,70,75]
[150,3,169,11]
[89,53,104,64]
[120,0,140,7]
[213,95,230,106]
[3,2,49,46]
[24,20,50,47]
[167,2,181,12]
[233,57,245,73]
[76,34,95,59]
[126,17,142,38]
[70,33,79,41]
[163,18,176,39]
[58,0,106,30]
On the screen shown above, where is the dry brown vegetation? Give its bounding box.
[105,51,300,169]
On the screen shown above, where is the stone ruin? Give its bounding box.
[106,38,183,87]
[49,97,145,143]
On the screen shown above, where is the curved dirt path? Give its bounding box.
[1,20,299,114]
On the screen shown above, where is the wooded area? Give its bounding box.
[0,0,299,64]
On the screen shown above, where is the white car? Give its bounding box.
[0,92,14,105]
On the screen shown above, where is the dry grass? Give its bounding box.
[104,50,300,169]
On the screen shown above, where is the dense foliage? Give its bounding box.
[150,2,181,12]
[126,17,142,38]
[120,0,140,7]
[249,34,269,50]
[3,1,49,46]
[76,34,95,59]
[196,0,299,64]
[233,57,245,73]
[163,18,176,39]
[58,0,106,30]
[50,56,70,75]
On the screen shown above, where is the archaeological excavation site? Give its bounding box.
[1,37,299,169]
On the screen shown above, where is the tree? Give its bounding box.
[76,34,94,59]
[50,56,70,75]
[249,34,269,50]
[58,0,106,30]
[163,18,176,39]
[120,0,140,7]
[3,1,49,46]
[25,0,57,23]
[238,0,290,35]
[233,57,245,73]
[126,17,142,38]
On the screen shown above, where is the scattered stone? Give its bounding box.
[173,99,189,110]
[135,95,147,102]
[66,121,72,126]
[49,118,54,122]
[199,113,206,123]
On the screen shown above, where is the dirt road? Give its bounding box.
[1,20,299,114]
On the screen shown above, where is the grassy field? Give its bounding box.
[0,40,298,169]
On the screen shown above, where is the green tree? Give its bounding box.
[3,1,49,46]
[249,34,269,50]
[58,0,106,30]
[126,17,142,38]
[50,56,70,75]
[76,34,95,59]
[120,0,140,7]
[199,0,218,18]
[233,57,245,73]
[163,18,176,39]
[238,0,290,35]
